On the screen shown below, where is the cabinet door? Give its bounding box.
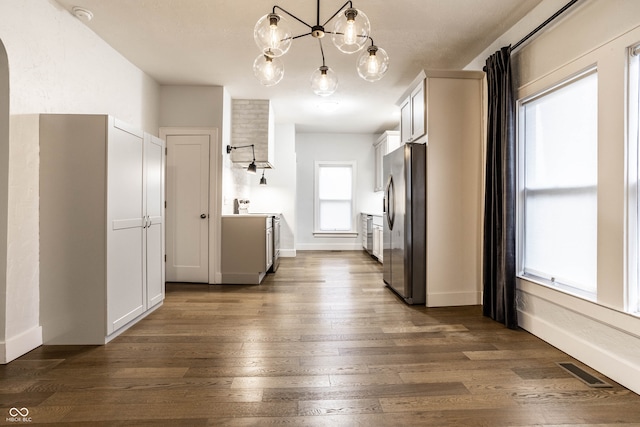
[372,225,380,258]
[361,215,367,248]
[410,80,426,141]
[374,142,384,191]
[107,120,145,334]
[400,97,411,143]
[145,134,165,309]
[266,226,273,270]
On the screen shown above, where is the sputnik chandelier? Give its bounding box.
[253,0,389,96]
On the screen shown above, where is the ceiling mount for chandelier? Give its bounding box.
[253,0,389,96]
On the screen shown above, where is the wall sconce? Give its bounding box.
[227,144,257,174]
[260,170,267,186]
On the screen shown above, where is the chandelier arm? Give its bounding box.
[291,32,313,40]
[322,0,354,27]
[325,31,371,42]
[318,38,326,67]
[273,5,313,29]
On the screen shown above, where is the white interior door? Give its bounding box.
[166,134,210,282]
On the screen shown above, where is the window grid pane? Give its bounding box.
[522,71,598,294]
[319,166,352,200]
[316,163,354,232]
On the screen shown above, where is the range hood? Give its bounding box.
[230,99,274,169]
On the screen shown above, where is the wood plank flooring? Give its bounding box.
[2,250,640,425]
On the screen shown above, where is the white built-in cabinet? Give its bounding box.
[373,130,401,192]
[396,70,485,307]
[399,78,426,144]
[40,114,165,344]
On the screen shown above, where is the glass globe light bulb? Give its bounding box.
[356,45,389,82]
[254,13,292,57]
[332,8,370,54]
[253,52,284,86]
[310,66,338,96]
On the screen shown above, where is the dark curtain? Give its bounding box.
[482,46,518,329]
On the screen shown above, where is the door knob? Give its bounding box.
[200,214,207,219]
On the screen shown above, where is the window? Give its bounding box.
[519,69,598,295]
[629,43,640,313]
[314,161,356,234]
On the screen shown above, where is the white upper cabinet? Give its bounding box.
[374,130,400,192]
[398,71,427,144]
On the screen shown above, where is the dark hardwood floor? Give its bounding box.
[2,251,640,425]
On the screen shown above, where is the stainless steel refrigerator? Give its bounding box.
[383,143,426,304]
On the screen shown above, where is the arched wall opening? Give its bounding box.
[0,38,10,348]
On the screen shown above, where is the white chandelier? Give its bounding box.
[253,0,390,96]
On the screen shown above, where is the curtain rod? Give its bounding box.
[511,0,581,51]
[483,0,581,71]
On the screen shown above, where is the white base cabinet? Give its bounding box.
[372,215,383,263]
[40,114,165,344]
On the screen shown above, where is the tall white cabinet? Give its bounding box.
[40,114,165,344]
[396,70,484,307]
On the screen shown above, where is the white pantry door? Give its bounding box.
[166,134,210,282]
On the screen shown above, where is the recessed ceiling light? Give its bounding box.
[72,6,93,22]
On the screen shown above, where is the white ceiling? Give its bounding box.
[54,0,542,133]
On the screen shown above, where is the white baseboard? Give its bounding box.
[517,283,640,395]
[296,243,362,251]
[0,325,43,364]
[427,291,482,307]
[280,249,296,257]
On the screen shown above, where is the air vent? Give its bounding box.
[557,362,612,388]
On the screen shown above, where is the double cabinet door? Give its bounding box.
[107,121,165,334]
[400,79,426,144]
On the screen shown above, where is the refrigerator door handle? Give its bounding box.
[386,175,395,230]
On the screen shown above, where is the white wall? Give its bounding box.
[296,132,382,250]
[159,85,250,283]
[0,0,160,363]
[467,0,640,393]
[249,124,297,256]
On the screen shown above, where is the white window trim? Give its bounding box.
[516,66,598,298]
[313,160,357,236]
[627,42,640,314]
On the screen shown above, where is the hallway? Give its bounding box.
[2,251,640,425]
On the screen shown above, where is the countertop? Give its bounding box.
[222,213,272,218]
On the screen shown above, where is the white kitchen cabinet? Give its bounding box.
[372,215,383,263]
[399,75,426,144]
[40,114,165,344]
[221,215,272,284]
[374,130,400,192]
[361,213,368,250]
